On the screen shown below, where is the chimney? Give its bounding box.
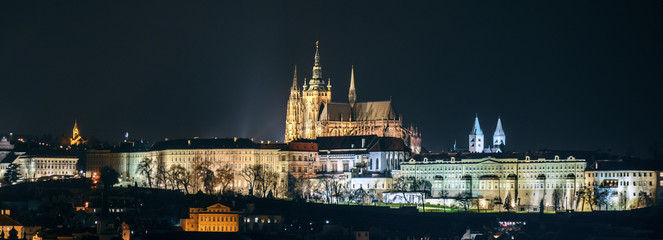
[361,138,366,148]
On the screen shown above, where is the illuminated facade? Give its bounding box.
[180,203,239,232]
[398,153,586,211]
[285,42,422,153]
[70,120,87,146]
[87,138,291,196]
[584,168,662,210]
[15,154,78,180]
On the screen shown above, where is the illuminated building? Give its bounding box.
[285,42,422,153]
[316,135,409,174]
[584,160,662,210]
[70,120,87,146]
[15,154,78,180]
[180,203,239,232]
[0,137,19,181]
[282,141,319,179]
[87,138,289,196]
[0,209,24,240]
[398,153,586,212]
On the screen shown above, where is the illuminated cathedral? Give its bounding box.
[285,42,422,153]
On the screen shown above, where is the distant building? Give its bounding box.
[283,141,319,179]
[584,159,662,210]
[70,120,87,146]
[317,135,410,174]
[87,138,289,195]
[15,153,78,180]
[180,203,239,232]
[398,153,586,212]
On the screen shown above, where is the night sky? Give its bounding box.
[1,1,661,157]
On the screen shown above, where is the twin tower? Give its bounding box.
[469,115,505,153]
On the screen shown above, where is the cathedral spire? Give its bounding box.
[312,41,322,80]
[349,65,356,107]
[291,65,298,90]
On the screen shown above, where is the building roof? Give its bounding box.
[150,138,258,150]
[319,101,397,121]
[368,137,409,152]
[408,151,586,162]
[0,215,21,226]
[316,135,379,151]
[0,152,19,164]
[317,135,409,153]
[586,159,663,171]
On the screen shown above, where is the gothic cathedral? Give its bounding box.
[285,42,422,153]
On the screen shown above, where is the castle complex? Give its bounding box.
[285,42,422,153]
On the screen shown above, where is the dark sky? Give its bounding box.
[1,1,661,157]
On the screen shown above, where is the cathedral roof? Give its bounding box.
[319,101,397,121]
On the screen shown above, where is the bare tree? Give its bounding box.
[240,164,263,196]
[136,157,153,188]
[318,177,342,204]
[455,191,472,212]
[439,190,450,212]
[593,185,609,211]
[215,165,234,194]
[393,176,411,204]
[155,164,169,189]
[618,191,629,210]
[194,160,216,194]
[256,168,278,198]
[172,164,192,194]
[552,188,563,212]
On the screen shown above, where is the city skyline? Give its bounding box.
[1,1,661,157]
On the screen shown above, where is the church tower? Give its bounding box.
[285,65,303,142]
[493,116,505,147]
[301,41,332,139]
[70,120,87,146]
[348,65,356,107]
[469,115,484,153]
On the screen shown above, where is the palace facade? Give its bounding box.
[285,42,422,153]
[397,153,586,212]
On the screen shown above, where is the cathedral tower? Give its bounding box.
[301,41,331,139]
[285,65,303,142]
[493,116,505,147]
[348,65,356,107]
[469,115,484,153]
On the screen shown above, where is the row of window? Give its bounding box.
[587,172,654,178]
[200,216,237,222]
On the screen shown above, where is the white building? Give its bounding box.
[399,153,586,212]
[15,154,79,180]
[584,159,662,210]
[316,135,409,174]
